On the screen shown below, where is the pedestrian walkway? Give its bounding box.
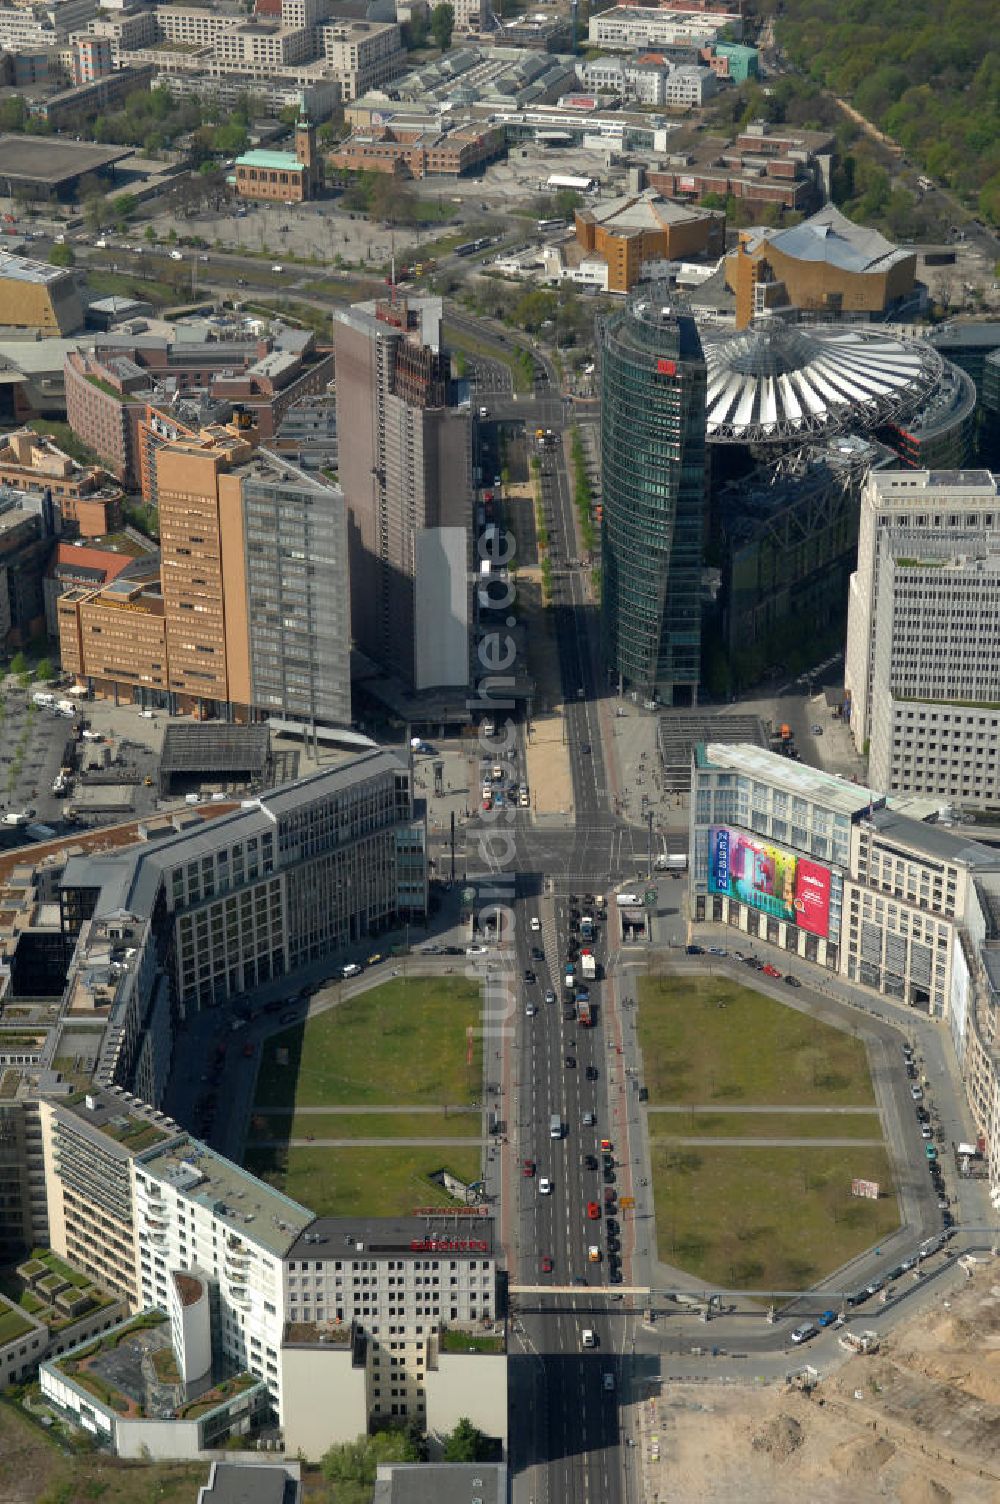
[651,1135,884,1148]
[254,1136,486,1148]
[253,1103,479,1116]
[647,1104,879,1115]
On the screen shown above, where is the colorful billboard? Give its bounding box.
[709,827,832,939]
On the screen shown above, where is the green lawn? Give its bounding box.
[248,1110,482,1142]
[651,1144,899,1291]
[0,1303,33,1344]
[84,267,180,306]
[244,1145,482,1218]
[253,978,484,1111]
[651,1111,884,1140]
[638,976,875,1106]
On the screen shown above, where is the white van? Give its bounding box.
[549,1114,563,1139]
[32,693,54,708]
[616,892,641,907]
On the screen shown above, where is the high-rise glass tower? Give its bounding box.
[600,291,707,704]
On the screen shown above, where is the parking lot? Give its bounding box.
[0,686,77,832]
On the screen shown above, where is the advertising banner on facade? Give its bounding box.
[709,827,832,939]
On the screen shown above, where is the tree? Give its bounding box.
[442,1416,490,1463]
[9,652,26,679]
[48,243,75,267]
[113,193,138,222]
[430,2,454,51]
[34,658,53,684]
[144,223,156,245]
[321,1428,420,1488]
[403,13,430,47]
[0,96,27,132]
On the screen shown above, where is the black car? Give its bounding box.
[907,1064,918,1079]
[444,945,464,956]
[584,1154,598,1170]
[531,946,544,962]
[610,1270,624,1284]
[602,1153,614,1169]
[565,1055,576,1069]
[783,975,802,988]
[638,1086,649,1102]
[586,1065,599,1081]
[605,1219,619,1235]
[685,944,704,955]
[942,1209,955,1228]
[564,1007,577,1023]
[606,1236,621,1254]
[581,743,592,755]
[603,1168,616,1183]
[523,969,536,983]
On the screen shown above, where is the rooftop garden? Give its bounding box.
[284,1320,352,1345]
[99,1116,170,1153]
[1,1252,122,1332]
[438,1326,505,1355]
[0,1299,35,1346]
[0,1069,21,1099]
[175,1372,258,1422]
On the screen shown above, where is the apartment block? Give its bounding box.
[845,469,1000,804]
[334,297,472,692]
[40,1089,185,1308]
[134,1139,312,1413]
[280,1215,505,1456]
[0,428,123,537]
[71,32,111,83]
[318,19,403,99]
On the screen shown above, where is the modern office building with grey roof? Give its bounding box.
[60,749,426,1018]
[845,468,1000,808]
[688,740,1000,1019]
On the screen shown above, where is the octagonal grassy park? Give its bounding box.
[244,976,485,1219]
[637,975,899,1290]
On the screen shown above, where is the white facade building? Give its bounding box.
[689,741,1000,1017]
[689,742,873,972]
[280,1215,505,1452]
[318,20,403,99]
[845,468,1000,805]
[663,63,717,107]
[134,1140,312,1415]
[587,5,736,52]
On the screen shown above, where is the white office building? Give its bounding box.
[689,741,1000,1016]
[689,742,876,972]
[280,1215,506,1459]
[845,468,1000,805]
[134,1139,313,1415]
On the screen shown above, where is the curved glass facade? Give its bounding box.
[600,291,707,703]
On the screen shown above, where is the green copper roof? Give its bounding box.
[235,149,305,172]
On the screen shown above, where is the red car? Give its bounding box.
[762,964,782,978]
[540,1255,553,1273]
[523,1159,535,1177]
[600,1139,613,1153]
[587,1201,601,1221]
